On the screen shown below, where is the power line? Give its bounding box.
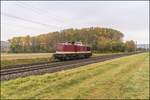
[17,2,71,27]
[2,12,63,28]
[2,21,49,32]
[16,2,67,24]
[15,3,44,17]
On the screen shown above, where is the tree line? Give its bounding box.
[8,27,136,53]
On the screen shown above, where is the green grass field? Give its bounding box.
[1,53,149,99]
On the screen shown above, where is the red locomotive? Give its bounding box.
[53,42,92,60]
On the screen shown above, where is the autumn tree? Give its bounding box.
[8,27,130,53]
[125,40,136,52]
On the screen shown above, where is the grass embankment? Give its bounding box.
[1,53,149,99]
[1,53,52,68]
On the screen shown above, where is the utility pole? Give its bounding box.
[135,41,137,52]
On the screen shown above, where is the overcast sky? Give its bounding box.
[1,1,149,44]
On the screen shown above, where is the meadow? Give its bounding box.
[1,53,53,60]
[1,53,53,68]
[1,53,149,99]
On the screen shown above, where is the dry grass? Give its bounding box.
[1,53,52,61]
[1,53,52,68]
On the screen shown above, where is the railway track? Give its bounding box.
[1,52,142,81]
